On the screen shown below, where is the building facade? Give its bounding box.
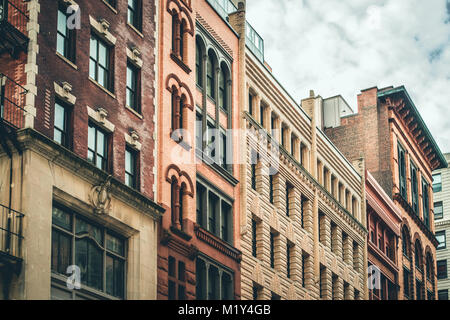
[0,0,164,299]
[433,153,450,300]
[225,3,368,300]
[156,0,242,300]
[366,170,402,300]
[324,86,448,300]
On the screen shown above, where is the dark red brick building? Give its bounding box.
[324,86,448,300]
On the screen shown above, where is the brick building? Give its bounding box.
[0,0,164,299]
[156,0,242,300]
[433,153,450,300]
[225,2,368,300]
[324,86,448,300]
[366,170,402,300]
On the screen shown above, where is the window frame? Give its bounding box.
[89,33,113,92]
[56,3,76,63]
[126,62,141,113]
[437,260,448,279]
[87,122,109,172]
[127,0,142,31]
[433,173,442,193]
[436,231,446,250]
[125,146,139,190]
[54,98,71,149]
[434,201,443,220]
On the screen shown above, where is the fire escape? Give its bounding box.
[0,0,28,299]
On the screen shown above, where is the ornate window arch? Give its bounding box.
[167,0,194,65]
[166,165,193,231]
[414,238,423,270]
[402,225,411,258]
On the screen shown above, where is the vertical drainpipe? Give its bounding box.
[153,0,160,201]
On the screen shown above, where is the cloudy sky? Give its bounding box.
[246,0,450,154]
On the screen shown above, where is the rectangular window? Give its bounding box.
[251,219,257,258]
[248,93,253,115]
[196,184,206,228]
[281,126,286,147]
[397,143,407,199]
[260,104,265,127]
[127,0,141,30]
[196,257,234,300]
[286,183,292,217]
[271,114,276,138]
[436,231,446,250]
[90,34,112,91]
[300,196,306,228]
[433,174,442,193]
[435,201,443,220]
[286,242,292,278]
[87,122,109,171]
[126,62,140,113]
[54,99,70,148]
[422,179,430,228]
[403,268,410,299]
[221,202,231,243]
[208,192,219,236]
[196,112,203,151]
[57,4,76,62]
[125,147,138,189]
[270,232,275,269]
[437,260,447,279]
[251,150,257,191]
[168,256,186,300]
[220,131,228,170]
[269,174,274,204]
[438,289,449,300]
[319,266,325,299]
[301,253,306,288]
[410,163,419,213]
[52,206,126,299]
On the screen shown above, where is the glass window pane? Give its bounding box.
[106,233,124,256]
[75,239,88,285]
[57,34,65,56]
[57,10,67,35]
[98,68,106,87]
[99,43,108,67]
[54,103,65,129]
[89,59,96,80]
[54,130,62,145]
[88,125,96,150]
[52,207,72,230]
[96,130,105,156]
[76,218,103,245]
[88,244,103,290]
[90,37,97,59]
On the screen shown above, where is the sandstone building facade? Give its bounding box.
[324,86,448,300]
[433,153,450,300]
[0,0,164,299]
[227,3,368,300]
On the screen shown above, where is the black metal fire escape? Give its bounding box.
[0,0,29,58]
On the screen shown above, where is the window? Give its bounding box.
[402,227,410,258]
[397,143,407,199]
[168,257,186,300]
[248,93,253,115]
[433,174,442,193]
[281,126,286,147]
[271,114,276,138]
[218,66,228,112]
[260,103,265,127]
[220,131,228,170]
[403,268,410,298]
[300,143,307,167]
[438,289,449,300]
[437,231,446,250]
[206,52,215,99]
[125,147,138,189]
[319,266,325,299]
[270,232,275,269]
[286,183,292,217]
[87,123,109,171]
[287,242,292,278]
[196,257,233,300]
[57,4,76,62]
[435,201,443,220]
[269,174,274,204]
[251,150,257,191]
[301,253,307,288]
[196,181,233,244]
[332,275,338,300]
[300,196,306,228]
[51,206,126,299]
[415,241,422,270]
[196,40,203,87]
[319,211,325,245]
[253,286,260,300]
[89,34,112,91]
[54,99,71,148]
[271,293,281,300]
[410,163,419,213]
[437,260,447,279]
[170,178,184,229]
[353,241,359,271]
[422,178,430,228]
[126,62,140,113]
[251,219,258,258]
[127,0,141,30]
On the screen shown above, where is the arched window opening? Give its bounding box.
[170,178,180,228]
[218,66,226,111]
[196,39,203,87]
[206,52,215,99]
[180,21,186,61]
[415,241,423,270]
[402,227,410,258]
[179,183,186,229]
[172,13,179,54]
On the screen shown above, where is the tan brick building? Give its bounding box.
[324,86,448,300]
[228,2,368,300]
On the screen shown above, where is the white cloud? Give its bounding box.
[246,0,450,154]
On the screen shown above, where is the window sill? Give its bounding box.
[101,0,118,14]
[56,51,77,70]
[170,52,192,74]
[127,23,144,38]
[88,77,116,99]
[170,225,192,241]
[125,105,143,120]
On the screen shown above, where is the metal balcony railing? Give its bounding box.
[0,73,27,129]
[206,0,237,21]
[0,0,29,35]
[0,203,24,260]
[245,22,264,63]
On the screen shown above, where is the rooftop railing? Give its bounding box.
[0,203,24,260]
[206,0,237,21]
[0,73,27,129]
[246,21,264,63]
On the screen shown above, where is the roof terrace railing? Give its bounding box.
[245,21,264,63]
[206,0,237,21]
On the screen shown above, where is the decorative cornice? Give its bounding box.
[161,228,198,260]
[194,224,242,262]
[12,128,164,220]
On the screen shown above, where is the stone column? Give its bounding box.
[343,234,353,265]
[322,215,331,249]
[336,277,344,300]
[320,267,332,300]
[303,197,314,234]
[332,225,342,257]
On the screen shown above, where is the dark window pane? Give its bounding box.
[52,207,72,230]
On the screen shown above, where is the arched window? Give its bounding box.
[171,89,179,132]
[218,65,227,112]
[415,241,423,270]
[196,39,203,87]
[402,227,410,258]
[179,21,186,60]
[426,254,433,281]
[172,14,179,53]
[179,184,186,228]
[206,52,215,99]
[170,178,180,228]
[179,95,185,131]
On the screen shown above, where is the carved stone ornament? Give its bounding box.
[100,18,110,33]
[90,176,112,215]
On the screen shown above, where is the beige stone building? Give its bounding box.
[228,2,368,300]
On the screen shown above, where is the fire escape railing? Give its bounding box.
[0,73,27,129]
[0,0,29,35]
[0,203,24,260]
